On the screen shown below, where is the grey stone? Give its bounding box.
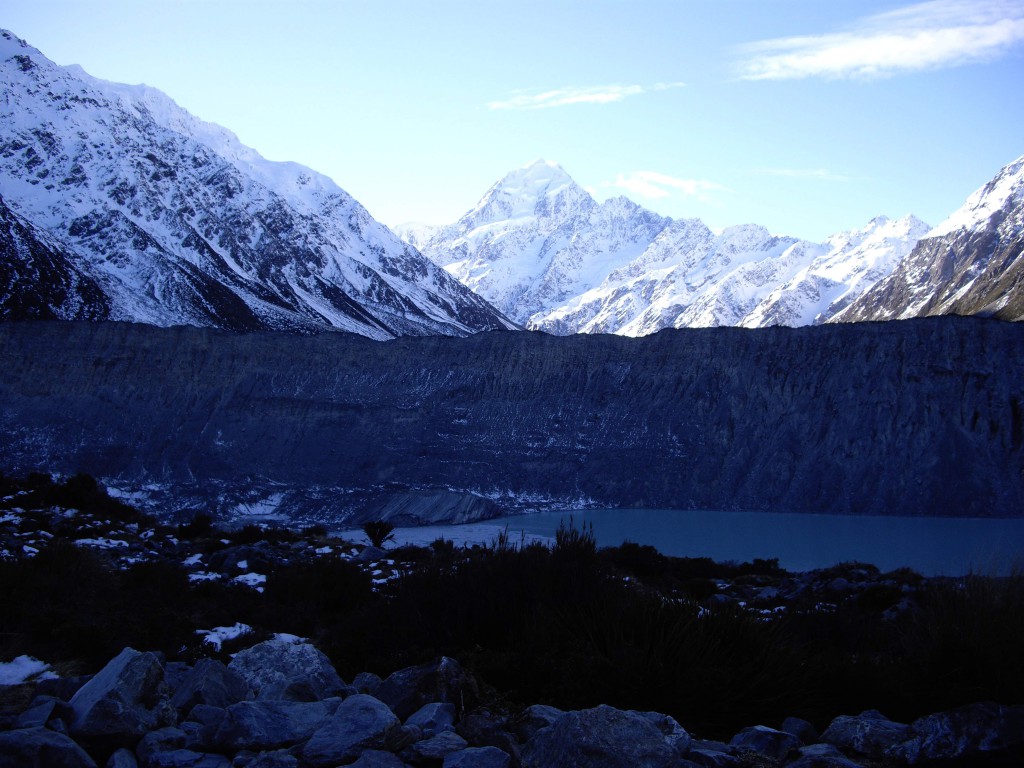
[821,710,910,759]
[406,702,457,736]
[69,648,176,744]
[228,638,345,702]
[785,743,864,768]
[444,746,512,768]
[349,750,406,768]
[456,709,520,759]
[214,699,339,752]
[105,748,138,768]
[239,752,300,768]
[375,657,473,720]
[142,750,231,768]
[136,726,186,763]
[511,704,564,743]
[640,710,691,756]
[781,716,819,745]
[886,701,1024,765]
[521,704,678,768]
[401,730,469,762]
[171,658,252,712]
[162,663,192,697]
[183,704,227,749]
[354,546,386,563]
[16,695,73,729]
[0,727,97,768]
[729,724,801,761]
[303,694,400,767]
[353,672,383,695]
[383,723,423,752]
[686,748,739,768]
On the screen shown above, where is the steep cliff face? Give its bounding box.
[1,319,1020,522]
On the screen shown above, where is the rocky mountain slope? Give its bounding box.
[1,318,1020,522]
[834,155,1024,323]
[405,160,928,334]
[0,30,513,339]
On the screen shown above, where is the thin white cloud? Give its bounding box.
[600,171,728,202]
[756,168,856,182]
[738,0,1024,80]
[488,82,684,110]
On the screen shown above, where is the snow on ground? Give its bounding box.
[231,573,267,592]
[195,622,253,652]
[0,655,57,686]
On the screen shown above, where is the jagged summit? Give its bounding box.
[927,154,1024,238]
[405,160,930,333]
[0,29,514,338]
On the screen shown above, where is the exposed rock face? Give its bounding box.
[1,317,1022,521]
[835,156,1024,324]
[68,648,175,746]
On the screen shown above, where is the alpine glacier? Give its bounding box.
[404,160,928,335]
[0,30,514,338]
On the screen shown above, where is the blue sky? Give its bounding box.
[5,0,1024,240]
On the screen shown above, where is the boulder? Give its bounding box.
[401,730,469,762]
[886,701,1024,765]
[640,711,692,756]
[213,699,339,752]
[228,637,345,702]
[456,708,521,759]
[781,716,819,745]
[729,725,801,761]
[238,752,300,768]
[685,748,739,767]
[353,671,383,695]
[140,750,230,768]
[348,751,407,768]
[785,743,865,768]
[444,746,513,768]
[821,710,910,759]
[105,748,139,768]
[375,657,474,720]
[136,726,186,763]
[406,701,456,736]
[510,704,564,743]
[170,658,251,712]
[69,648,175,745]
[0,727,97,768]
[16,695,74,729]
[303,694,400,767]
[521,704,678,768]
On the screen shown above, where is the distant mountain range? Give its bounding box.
[1,28,1020,339]
[401,157,1024,334]
[0,30,514,339]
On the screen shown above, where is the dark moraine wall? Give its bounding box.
[0,317,1021,521]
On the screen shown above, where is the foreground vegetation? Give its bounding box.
[2,473,1022,738]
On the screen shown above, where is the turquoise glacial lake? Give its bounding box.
[372,508,1024,577]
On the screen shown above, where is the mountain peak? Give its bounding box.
[928,154,1024,238]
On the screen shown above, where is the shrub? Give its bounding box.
[361,521,396,548]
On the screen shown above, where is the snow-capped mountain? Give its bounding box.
[414,160,672,325]
[408,160,928,334]
[834,156,1024,323]
[0,30,514,339]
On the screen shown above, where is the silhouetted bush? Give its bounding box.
[178,512,215,539]
[361,521,396,548]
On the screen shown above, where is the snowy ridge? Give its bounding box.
[927,155,1024,238]
[407,161,929,334]
[833,156,1024,324]
[0,29,514,338]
